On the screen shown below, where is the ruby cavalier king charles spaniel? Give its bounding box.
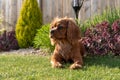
[49,17,85,69]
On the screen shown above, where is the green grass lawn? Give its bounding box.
[0,54,120,80]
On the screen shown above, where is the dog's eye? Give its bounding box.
[51,26,54,28]
[58,26,63,30]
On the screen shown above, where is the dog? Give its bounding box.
[49,17,85,69]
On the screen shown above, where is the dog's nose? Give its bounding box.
[50,30,55,34]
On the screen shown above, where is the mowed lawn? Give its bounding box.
[0,54,120,80]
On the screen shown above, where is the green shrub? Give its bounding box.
[33,24,54,52]
[80,8,120,34]
[15,0,42,48]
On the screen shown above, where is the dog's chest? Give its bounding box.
[56,42,72,57]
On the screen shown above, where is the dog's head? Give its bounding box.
[49,17,81,45]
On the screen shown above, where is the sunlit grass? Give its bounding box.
[0,54,120,80]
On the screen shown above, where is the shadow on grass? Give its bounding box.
[83,55,120,68]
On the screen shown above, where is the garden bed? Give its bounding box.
[0,48,47,56]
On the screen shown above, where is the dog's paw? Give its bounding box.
[51,61,63,68]
[70,63,82,69]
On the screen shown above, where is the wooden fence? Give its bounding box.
[42,0,120,23]
[0,0,120,30]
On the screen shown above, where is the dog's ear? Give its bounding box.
[67,19,81,45]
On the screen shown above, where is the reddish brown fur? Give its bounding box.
[50,17,85,69]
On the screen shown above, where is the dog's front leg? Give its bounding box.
[70,54,83,69]
[51,53,63,68]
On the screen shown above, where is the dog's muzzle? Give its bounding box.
[50,27,57,37]
[50,29,55,38]
[50,30,55,34]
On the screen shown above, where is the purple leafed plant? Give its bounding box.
[82,20,120,56]
[110,20,120,55]
[0,30,19,51]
